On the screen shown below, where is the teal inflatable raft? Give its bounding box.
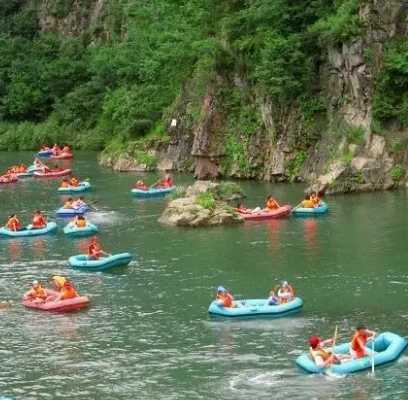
[56,205,88,217]
[292,202,329,216]
[68,253,132,271]
[63,221,98,237]
[58,181,91,194]
[131,186,175,197]
[0,222,58,237]
[208,297,303,318]
[296,331,407,374]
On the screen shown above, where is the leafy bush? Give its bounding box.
[165,186,186,200]
[196,192,216,210]
[134,151,159,168]
[391,165,405,182]
[345,125,365,144]
[285,150,307,177]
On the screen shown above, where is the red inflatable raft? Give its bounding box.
[0,177,18,184]
[22,296,89,312]
[241,205,292,221]
[33,169,72,178]
[50,153,73,160]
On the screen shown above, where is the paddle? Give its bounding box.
[149,178,163,190]
[87,200,99,211]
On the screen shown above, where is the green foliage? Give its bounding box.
[196,192,216,210]
[391,165,405,182]
[345,125,365,144]
[165,186,187,200]
[217,181,246,200]
[284,150,307,177]
[134,151,159,168]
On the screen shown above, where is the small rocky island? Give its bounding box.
[159,181,246,227]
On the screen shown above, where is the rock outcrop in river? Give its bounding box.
[158,181,245,227]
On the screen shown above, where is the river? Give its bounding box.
[0,152,407,400]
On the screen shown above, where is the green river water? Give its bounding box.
[0,152,407,400]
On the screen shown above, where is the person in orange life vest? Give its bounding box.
[32,210,46,229]
[64,197,74,209]
[263,195,280,212]
[52,144,61,156]
[61,145,72,154]
[88,236,111,260]
[6,214,21,231]
[215,286,235,308]
[309,336,345,368]
[54,280,78,302]
[350,325,376,359]
[73,196,86,208]
[310,191,322,206]
[69,177,79,187]
[134,180,148,190]
[300,195,315,209]
[236,203,262,214]
[73,215,87,228]
[276,281,294,304]
[24,280,47,302]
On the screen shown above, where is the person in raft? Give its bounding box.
[40,145,50,151]
[71,215,87,228]
[73,196,86,208]
[271,281,294,304]
[52,143,61,155]
[6,214,21,231]
[157,174,173,189]
[41,164,51,173]
[60,179,69,188]
[45,275,67,301]
[24,280,47,302]
[69,177,80,187]
[215,286,236,308]
[263,195,280,212]
[64,197,74,209]
[134,180,148,190]
[309,336,351,368]
[310,191,322,206]
[299,195,316,209]
[54,280,78,302]
[61,145,72,154]
[88,236,111,260]
[350,325,376,359]
[31,210,47,229]
[236,203,262,214]
[267,290,279,306]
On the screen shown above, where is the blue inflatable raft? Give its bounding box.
[68,253,132,271]
[37,149,53,157]
[58,181,91,194]
[131,186,176,197]
[0,222,58,237]
[292,202,329,216]
[208,297,303,318]
[63,221,98,237]
[55,205,88,217]
[296,331,407,374]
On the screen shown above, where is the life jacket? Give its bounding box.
[62,287,78,300]
[88,243,100,258]
[32,216,46,228]
[301,199,315,209]
[6,217,21,231]
[216,293,233,308]
[76,219,86,228]
[351,332,367,358]
[266,199,278,211]
[28,285,46,300]
[64,201,73,209]
[310,349,330,363]
[70,179,79,187]
[311,196,320,205]
[164,178,173,187]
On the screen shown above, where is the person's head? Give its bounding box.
[216,286,227,295]
[269,290,275,296]
[9,214,16,219]
[91,236,99,243]
[34,210,41,215]
[64,281,72,289]
[50,276,66,289]
[309,336,323,350]
[304,195,311,200]
[311,191,317,198]
[237,203,243,208]
[79,196,84,200]
[267,195,274,201]
[32,280,40,289]
[79,215,85,220]
[68,197,73,202]
[63,179,68,183]
[356,325,367,332]
[282,281,289,288]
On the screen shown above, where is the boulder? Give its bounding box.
[185,181,219,197]
[306,161,347,194]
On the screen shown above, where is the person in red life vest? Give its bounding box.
[134,180,148,190]
[6,214,21,231]
[350,325,376,359]
[215,286,236,308]
[88,236,111,260]
[32,210,47,229]
[164,174,173,188]
[309,336,351,368]
[54,280,79,302]
[52,144,61,156]
[24,280,47,302]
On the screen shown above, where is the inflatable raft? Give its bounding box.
[0,222,57,237]
[131,186,176,197]
[22,296,89,312]
[208,297,303,318]
[296,331,407,374]
[58,181,91,194]
[241,205,292,221]
[33,169,72,178]
[27,165,42,173]
[0,177,18,184]
[17,172,32,179]
[50,153,73,160]
[63,221,98,237]
[56,205,88,217]
[69,253,132,271]
[36,149,53,157]
[292,202,329,216]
